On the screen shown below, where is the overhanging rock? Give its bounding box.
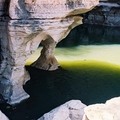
[0,0,99,104]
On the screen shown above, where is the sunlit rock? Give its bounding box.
[9,0,99,19]
[83,97,120,120]
[0,110,9,120]
[8,0,99,71]
[38,100,86,120]
[0,0,99,104]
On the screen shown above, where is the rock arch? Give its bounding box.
[0,0,99,104]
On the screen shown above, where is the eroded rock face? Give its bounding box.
[38,100,86,120]
[0,0,99,104]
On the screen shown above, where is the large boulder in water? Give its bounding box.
[83,97,120,120]
[38,100,86,120]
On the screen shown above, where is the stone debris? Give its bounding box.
[83,97,120,120]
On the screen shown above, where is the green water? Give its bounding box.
[1,24,120,120]
[1,49,120,120]
[1,60,120,120]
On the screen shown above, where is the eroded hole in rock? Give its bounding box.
[25,35,60,71]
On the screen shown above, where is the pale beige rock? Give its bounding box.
[9,0,99,19]
[0,0,99,104]
[38,100,86,120]
[0,111,9,120]
[83,97,120,120]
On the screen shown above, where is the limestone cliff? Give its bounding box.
[83,0,120,26]
[83,97,120,120]
[0,0,99,104]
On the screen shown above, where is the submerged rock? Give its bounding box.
[38,100,86,120]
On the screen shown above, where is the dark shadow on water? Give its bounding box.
[58,24,120,47]
[1,64,120,120]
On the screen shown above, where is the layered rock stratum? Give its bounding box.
[83,0,120,26]
[0,0,99,104]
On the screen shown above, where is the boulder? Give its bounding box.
[83,97,120,120]
[38,100,86,120]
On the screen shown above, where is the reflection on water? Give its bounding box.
[1,24,120,120]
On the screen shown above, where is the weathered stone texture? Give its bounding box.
[0,0,99,104]
[83,2,120,26]
[38,100,86,120]
[83,97,120,120]
[9,0,99,19]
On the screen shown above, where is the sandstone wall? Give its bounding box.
[83,1,120,26]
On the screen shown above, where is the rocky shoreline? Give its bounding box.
[1,97,120,120]
[37,97,120,120]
